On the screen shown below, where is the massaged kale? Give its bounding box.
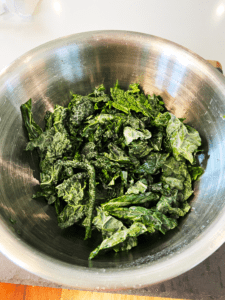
[21,81,203,260]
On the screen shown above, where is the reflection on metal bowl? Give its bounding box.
[0,30,225,291]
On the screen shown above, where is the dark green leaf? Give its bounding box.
[20,99,43,141]
[109,206,178,234]
[137,152,169,175]
[126,178,148,194]
[60,160,96,240]
[92,155,120,173]
[92,207,126,239]
[26,128,72,160]
[53,105,67,132]
[89,222,147,259]
[123,126,151,145]
[183,173,193,201]
[88,84,110,103]
[56,173,87,204]
[156,190,191,217]
[39,159,63,187]
[101,192,159,211]
[58,204,86,229]
[69,98,94,133]
[188,165,204,181]
[110,82,152,117]
[149,182,171,196]
[153,112,171,127]
[108,173,120,186]
[147,94,165,117]
[44,111,53,130]
[128,140,152,158]
[124,115,145,130]
[104,143,130,163]
[166,114,201,163]
[81,142,97,160]
[121,171,128,187]
[161,156,191,191]
[150,130,164,151]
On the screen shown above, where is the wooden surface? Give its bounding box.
[0,283,189,300]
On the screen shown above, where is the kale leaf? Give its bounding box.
[60,160,96,240]
[21,81,203,260]
[188,165,204,181]
[58,204,86,229]
[101,192,159,211]
[128,140,152,158]
[110,81,152,117]
[153,112,171,127]
[56,173,87,204]
[137,152,169,175]
[150,130,164,151]
[92,207,126,239]
[123,126,151,145]
[104,143,130,163]
[166,114,201,164]
[20,98,43,141]
[126,178,148,195]
[89,222,148,260]
[108,206,178,234]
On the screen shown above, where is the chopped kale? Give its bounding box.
[128,140,152,158]
[107,206,178,234]
[188,165,204,181]
[137,152,170,175]
[21,82,203,260]
[20,98,43,141]
[123,126,151,145]
[92,207,126,239]
[166,114,201,164]
[126,178,148,195]
[58,204,86,229]
[89,222,148,260]
[101,192,159,211]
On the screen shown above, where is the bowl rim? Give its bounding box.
[1,30,225,291]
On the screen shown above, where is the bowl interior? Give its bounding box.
[1,31,225,274]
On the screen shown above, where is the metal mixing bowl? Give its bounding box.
[1,30,225,291]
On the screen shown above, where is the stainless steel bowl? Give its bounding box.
[1,30,225,291]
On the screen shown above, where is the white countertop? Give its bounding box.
[0,0,225,296]
[0,0,225,71]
